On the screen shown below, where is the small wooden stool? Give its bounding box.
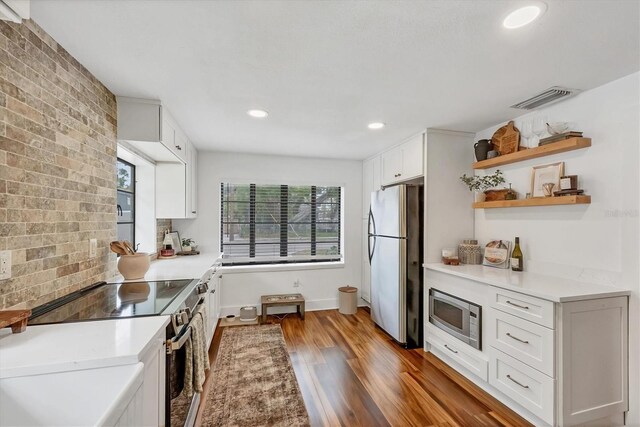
[261,293,305,322]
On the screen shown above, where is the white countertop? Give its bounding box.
[425,263,631,302]
[113,251,221,282]
[0,316,169,379]
[0,363,144,426]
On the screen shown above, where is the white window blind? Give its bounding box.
[220,183,342,265]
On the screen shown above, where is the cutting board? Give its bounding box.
[0,309,32,333]
[492,121,520,155]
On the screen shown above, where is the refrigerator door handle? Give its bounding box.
[369,235,376,265]
[368,208,376,236]
[368,208,376,264]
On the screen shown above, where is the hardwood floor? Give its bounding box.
[196,308,533,427]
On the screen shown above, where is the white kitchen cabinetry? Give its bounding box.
[156,139,198,219]
[139,327,166,427]
[205,271,222,348]
[361,218,371,303]
[186,141,198,218]
[117,97,186,163]
[424,268,629,427]
[381,132,424,185]
[362,155,381,219]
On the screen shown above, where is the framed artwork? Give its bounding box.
[483,240,511,269]
[166,231,181,251]
[531,162,564,198]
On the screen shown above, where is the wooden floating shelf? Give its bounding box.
[473,195,591,209]
[473,137,592,170]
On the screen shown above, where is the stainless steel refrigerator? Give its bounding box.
[368,184,423,348]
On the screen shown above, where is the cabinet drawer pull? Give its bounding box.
[192,211,197,214]
[506,374,530,389]
[506,332,529,344]
[444,344,458,354]
[176,145,182,150]
[506,300,529,310]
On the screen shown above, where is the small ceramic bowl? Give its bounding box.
[546,122,570,135]
[487,150,499,159]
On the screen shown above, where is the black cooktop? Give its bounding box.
[29,279,194,325]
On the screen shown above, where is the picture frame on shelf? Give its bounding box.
[531,162,564,198]
[483,240,511,269]
[166,231,181,252]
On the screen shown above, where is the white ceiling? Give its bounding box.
[31,0,639,159]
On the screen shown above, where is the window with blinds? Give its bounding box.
[220,183,342,265]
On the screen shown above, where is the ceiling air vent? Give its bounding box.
[510,86,580,110]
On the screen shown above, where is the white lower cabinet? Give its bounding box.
[361,218,371,303]
[206,272,222,348]
[114,377,145,427]
[426,274,628,427]
[487,308,555,377]
[427,323,488,381]
[489,347,555,425]
[140,328,166,427]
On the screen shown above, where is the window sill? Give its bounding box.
[221,261,345,274]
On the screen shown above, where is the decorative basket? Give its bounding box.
[484,189,510,202]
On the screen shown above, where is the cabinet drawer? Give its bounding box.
[488,309,555,377]
[491,287,555,329]
[489,348,555,425]
[427,324,488,381]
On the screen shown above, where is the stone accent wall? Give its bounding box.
[0,20,117,309]
[156,219,172,252]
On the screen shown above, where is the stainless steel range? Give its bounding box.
[29,276,213,427]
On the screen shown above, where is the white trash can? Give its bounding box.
[338,286,358,315]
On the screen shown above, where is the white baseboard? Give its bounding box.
[220,297,369,317]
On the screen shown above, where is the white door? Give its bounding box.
[370,235,403,342]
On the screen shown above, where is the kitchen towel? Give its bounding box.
[184,303,210,398]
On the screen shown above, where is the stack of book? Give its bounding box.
[539,131,583,146]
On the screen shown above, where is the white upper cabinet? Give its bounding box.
[117,97,197,219]
[381,133,424,186]
[362,155,381,219]
[186,141,198,218]
[156,139,198,219]
[117,97,186,163]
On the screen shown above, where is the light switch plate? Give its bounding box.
[89,239,97,258]
[0,251,11,280]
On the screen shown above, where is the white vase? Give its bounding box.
[474,191,486,203]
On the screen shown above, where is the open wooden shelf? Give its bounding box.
[473,137,591,170]
[473,195,591,209]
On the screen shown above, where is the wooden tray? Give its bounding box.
[0,309,32,333]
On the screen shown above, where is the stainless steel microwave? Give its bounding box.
[429,288,481,350]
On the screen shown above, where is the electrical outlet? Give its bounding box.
[293,279,301,288]
[0,251,11,280]
[89,238,97,258]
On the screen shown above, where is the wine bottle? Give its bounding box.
[511,237,523,272]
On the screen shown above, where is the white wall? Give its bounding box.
[474,72,640,425]
[173,151,363,313]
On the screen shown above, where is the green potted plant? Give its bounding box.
[181,238,196,252]
[460,170,506,202]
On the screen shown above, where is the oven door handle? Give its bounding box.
[166,325,192,355]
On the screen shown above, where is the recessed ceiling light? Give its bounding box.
[503,4,545,29]
[368,122,385,130]
[247,109,268,118]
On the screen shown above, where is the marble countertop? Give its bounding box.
[425,263,631,302]
[0,363,144,426]
[112,251,222,282]
[0,316,169,379]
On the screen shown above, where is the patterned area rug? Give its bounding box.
[201,325,310,427]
